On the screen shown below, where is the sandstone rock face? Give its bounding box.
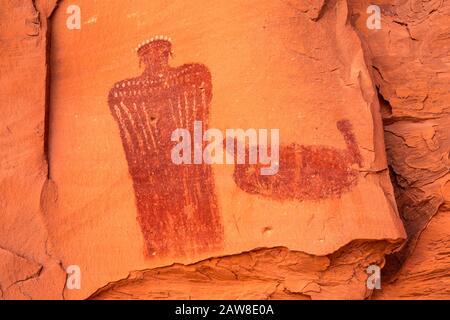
[348,0,450,298]
[1,0,447,301]
[0,0,65,299]
[91,241,399,300]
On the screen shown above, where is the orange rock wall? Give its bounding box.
[349,0,450,299]
[0,0,448,300]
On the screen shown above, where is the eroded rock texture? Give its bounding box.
[0,0,65,299]
[91,241,399,300]
[0,0,447,300]
[348,0,450,298]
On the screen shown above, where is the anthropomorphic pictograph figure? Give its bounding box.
[108,36,223,257]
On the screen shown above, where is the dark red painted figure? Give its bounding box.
[108,37,223,257]
[230,119,363,201]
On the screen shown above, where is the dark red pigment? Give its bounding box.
[108,39,223,257]
[230,120,363,201]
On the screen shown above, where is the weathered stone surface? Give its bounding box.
[348,0,450,298]
[0,0,65,300]
[8,0,450,301]
[374,210,450,299]
[37,0,404,300]
[91,241,399,300]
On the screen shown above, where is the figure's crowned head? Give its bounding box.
[136,36,172,68]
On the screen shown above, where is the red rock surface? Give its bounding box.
[348,0,450,299]
[0,0,65,299]
[0,0,447,300]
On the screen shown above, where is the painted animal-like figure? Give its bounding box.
[230,119,363,201]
